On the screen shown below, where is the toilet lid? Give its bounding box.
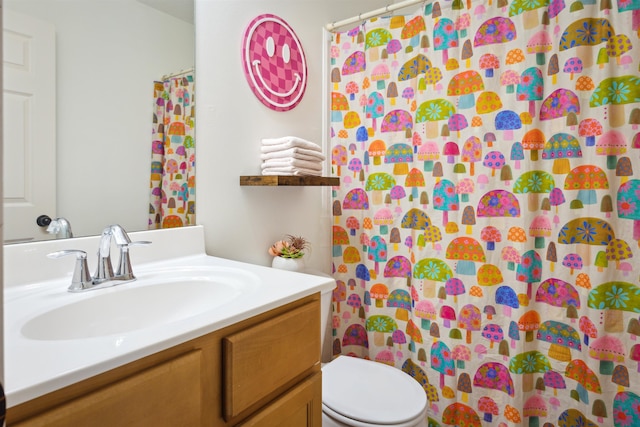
[322,356,427,425]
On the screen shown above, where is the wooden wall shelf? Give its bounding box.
[240,176,339,186]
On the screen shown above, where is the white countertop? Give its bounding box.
[4,226,336,407]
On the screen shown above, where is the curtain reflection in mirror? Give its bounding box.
[148,71,195,229]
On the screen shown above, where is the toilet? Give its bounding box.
[319,287,428,427]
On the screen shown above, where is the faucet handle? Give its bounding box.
[115,241,152,280]
[47,250,94,292]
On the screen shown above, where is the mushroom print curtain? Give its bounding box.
[329,1,640,426]
[148,73,196,229]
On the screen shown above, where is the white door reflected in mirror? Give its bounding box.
[3,10,56,243]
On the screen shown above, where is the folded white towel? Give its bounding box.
[263,151,323,162]
[262,167,322,176]
[261,158,323,171]
[262,136,316,146]
[260,147,326,161]
[261,137,322,153]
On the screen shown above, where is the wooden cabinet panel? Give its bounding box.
[13,350,202,427]
[239,372,322,427]
[223,301,320,420]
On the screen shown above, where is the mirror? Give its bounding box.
[3,0,195,243]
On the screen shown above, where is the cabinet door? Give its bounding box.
[13,350,202,427]
[223,301,320,420]
[239,372,321,427]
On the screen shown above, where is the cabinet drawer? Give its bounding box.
[13,350,202,427]
[223,301,320,420]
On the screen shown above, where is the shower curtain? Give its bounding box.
[148,72,195,229]
[329,1,640,425]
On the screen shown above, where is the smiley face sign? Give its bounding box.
[242,14,308,111]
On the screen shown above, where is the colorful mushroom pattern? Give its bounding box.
[149,74,195,229]
[330,2,640,426]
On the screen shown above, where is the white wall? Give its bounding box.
[195,0,389,273]
[4,0,194,237]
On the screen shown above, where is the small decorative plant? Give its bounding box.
[269,235,310,259]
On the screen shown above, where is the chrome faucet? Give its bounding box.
[48,224,151,292]
[96,224,152,282]
[95,224,130,282]
[47,217,74,239]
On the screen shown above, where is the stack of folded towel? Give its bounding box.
[261,136,326,176]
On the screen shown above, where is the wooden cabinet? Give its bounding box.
[239,373,321,427]
[8,294,322,427]
[11,351,203,427]
[223,302,320,420]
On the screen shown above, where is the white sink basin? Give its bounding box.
[21,267,260,341]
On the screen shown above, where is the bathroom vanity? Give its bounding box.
[4,226,333,426]
[9,294,321,426]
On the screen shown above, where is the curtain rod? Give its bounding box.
[325,0,427,32]
[161,67,194,80]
